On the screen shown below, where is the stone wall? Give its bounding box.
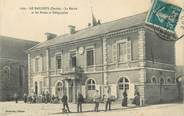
[144,84,178,104]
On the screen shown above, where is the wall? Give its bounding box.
[145,29,175,65]
[144,84,178,104]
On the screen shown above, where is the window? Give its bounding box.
[118,42,127,62]
[35,57,39,72]
[167,77,172,84]
[152,77,157,83]
[118,77,129,90]
[56,55,62,69]
[87,49,94,66]
[87,79,96,90]
[160,78,165,85]
[56,82,63,91]
[34,56,42,72]
[70,52,76,67]
[3,66,10,78]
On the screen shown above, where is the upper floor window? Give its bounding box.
[87,49,94,66]
[35,57,39,72]
[70,52,76,67]
[33,55,43,73]
[118,42,127,62]
[56,55,62,69]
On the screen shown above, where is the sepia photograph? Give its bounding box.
[0,0,184,116]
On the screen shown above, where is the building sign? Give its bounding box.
[146,0,182,33]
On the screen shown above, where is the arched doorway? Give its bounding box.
[117,77,129,99]
[55,81,64,98]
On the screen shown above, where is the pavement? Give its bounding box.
[0,101,184,116]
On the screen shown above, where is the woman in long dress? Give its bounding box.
[122,89,128,107]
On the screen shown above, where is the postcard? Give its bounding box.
[0,0,184,116]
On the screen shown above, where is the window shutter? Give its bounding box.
[39,57,43,72]
[81,85,86,98]
[111,84,117,98]
[32,58,35,73]
[127,39,132,62]
[113,43,117,62]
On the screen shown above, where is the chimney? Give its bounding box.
[97,20,101,25]
[45,33,57,40]
[68,25,76,34]
[88,23,91,27]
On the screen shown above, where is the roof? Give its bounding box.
[30,12,147,50]
[0,35,39,60]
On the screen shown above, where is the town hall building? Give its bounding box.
[27,12,178,104]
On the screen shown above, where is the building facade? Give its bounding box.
[175,38,184,100]
[28,12,178,104]
[0,36,38,100]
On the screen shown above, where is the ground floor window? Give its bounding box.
[118,77,129,90]
[87,79,96,90]
[117,77,129,99]
[152,77,157,83]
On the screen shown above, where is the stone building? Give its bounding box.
[27,12,178,104]
[175,38,184,100]
[0,36,38,100]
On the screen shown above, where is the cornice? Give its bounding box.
[29,25,145,52]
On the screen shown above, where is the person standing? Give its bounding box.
[122,89,128,107]
[94,90,100,112]
[45,91,50,104]
[14,93,18,103]
[61,93,71,113]
[77,93,84,112]
[23,93,27,103]
[132,91,140,106]
[105,90,112,111]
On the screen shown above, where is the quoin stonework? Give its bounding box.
[27,12,178,104]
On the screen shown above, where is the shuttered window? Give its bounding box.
[87,49,94,66]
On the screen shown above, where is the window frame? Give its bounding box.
[87,79,96,90]
[118,77,129,90]
[70,51,77,68]
[86,46,95,67]
[151,76,157,84]
[55,52,62,70]
[160,77,165,85]
[116,39,128,63]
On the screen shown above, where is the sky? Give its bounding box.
[0,0,151,42]
[0,0,183,65]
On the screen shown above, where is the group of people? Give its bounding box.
[24,93,61,104]
[14,89,141,113]
[61,89,141,113]
[14,92,61,104]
